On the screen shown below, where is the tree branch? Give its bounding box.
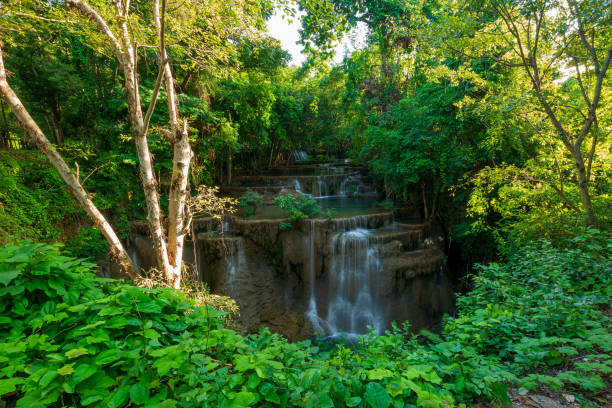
[65,0,124,64]
[143,58,168,136]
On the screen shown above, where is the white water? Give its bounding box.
[306,220,326,333]
[225,238,246,297]
[306,216,386,336]
[292,151,308,162]
[324,228,385,335]
[338,174,371,196]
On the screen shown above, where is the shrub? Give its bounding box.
[274,193,320,228]
[0,235,609,407]
[238,189,264,217]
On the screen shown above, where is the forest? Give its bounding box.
[0,0,610,407]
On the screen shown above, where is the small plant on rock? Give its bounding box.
[274,193,320,229]
[238,189,263,217]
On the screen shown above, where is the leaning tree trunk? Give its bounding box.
[0,42,137,278]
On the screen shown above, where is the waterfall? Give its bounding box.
[323,228,385,336]
[225,238,245,297]
[339,174,369,196]
[292,178,303,194]
[306,220,325,333]
[314,176,327,197]
[292,151,308,162]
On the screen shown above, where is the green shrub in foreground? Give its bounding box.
[0,235,610,407]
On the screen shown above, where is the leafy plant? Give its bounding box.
[274,193,321,228]
[378,199,395,211]
[0,235,609,407]
[238,189,264,217]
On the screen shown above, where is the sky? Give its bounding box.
[265,8,367,66]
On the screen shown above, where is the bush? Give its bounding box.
[274,193,320,228]
[238,189,264,217]
[0,236,609,407]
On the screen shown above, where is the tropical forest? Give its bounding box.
[0,0,610,407]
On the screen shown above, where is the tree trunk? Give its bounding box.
[119,25,173,281]
[569,145,597,226]
[154,0,192,289]
[0,43,137,278]
[50,102,64,145]
[227,148,233,186]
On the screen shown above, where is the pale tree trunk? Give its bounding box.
[0,43,137,278]
[67,0,193,288]
[67,0,175,283]
[153,0,192,289]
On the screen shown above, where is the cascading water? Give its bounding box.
[292,151,308,162]
[306,220,325,333]
[339,174,370,196]
[322,227,385,335]
[225,238,245,297]
[293,178,303,194]
[177,160,453,340]
[304,215,387,336]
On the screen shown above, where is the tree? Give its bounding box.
[1,0,274,287]
[0,0,193,287]
[298,0,416,109]
[0,40,137,278]
[443,0,611,226]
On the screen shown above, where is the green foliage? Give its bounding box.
[274,193,321,228]
[1,235,610,407]
[65,227,109,260]
[238,189,264,217]
[0,152,82,244]
[378,199,395,211]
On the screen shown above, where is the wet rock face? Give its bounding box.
[127,217,454,340]
[125,163,455,340]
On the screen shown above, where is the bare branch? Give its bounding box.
[8,12,80,25]
[65,0,124,63]
[143,58,168,136]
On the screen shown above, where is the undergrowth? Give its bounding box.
[0,230,610,407]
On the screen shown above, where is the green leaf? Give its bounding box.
[0,270,21,286]
[39,370,58,386]
[66,348,89,359]
[153,357,179,376]
[144,329,160,341]
[346,396,362,407]
[136,302,163,314]
[107,384,130,408]
[365,382,391,408]
[82,395,104,405]
[259,382,280,404]
[94,349,121,366]
[227,391,256,407]
[106,316,129,329]
[72,364,97,384]
[57,364,75,376]
[0,378,25,395]
[130,383,149,405]
[367,368,393,380]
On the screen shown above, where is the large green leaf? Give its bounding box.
[0,270,21,286]
[365,382,391,408]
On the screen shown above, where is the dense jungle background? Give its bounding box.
[0,0,610,407]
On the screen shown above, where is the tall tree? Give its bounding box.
[0,41,137,278]
[442,0,611,226]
